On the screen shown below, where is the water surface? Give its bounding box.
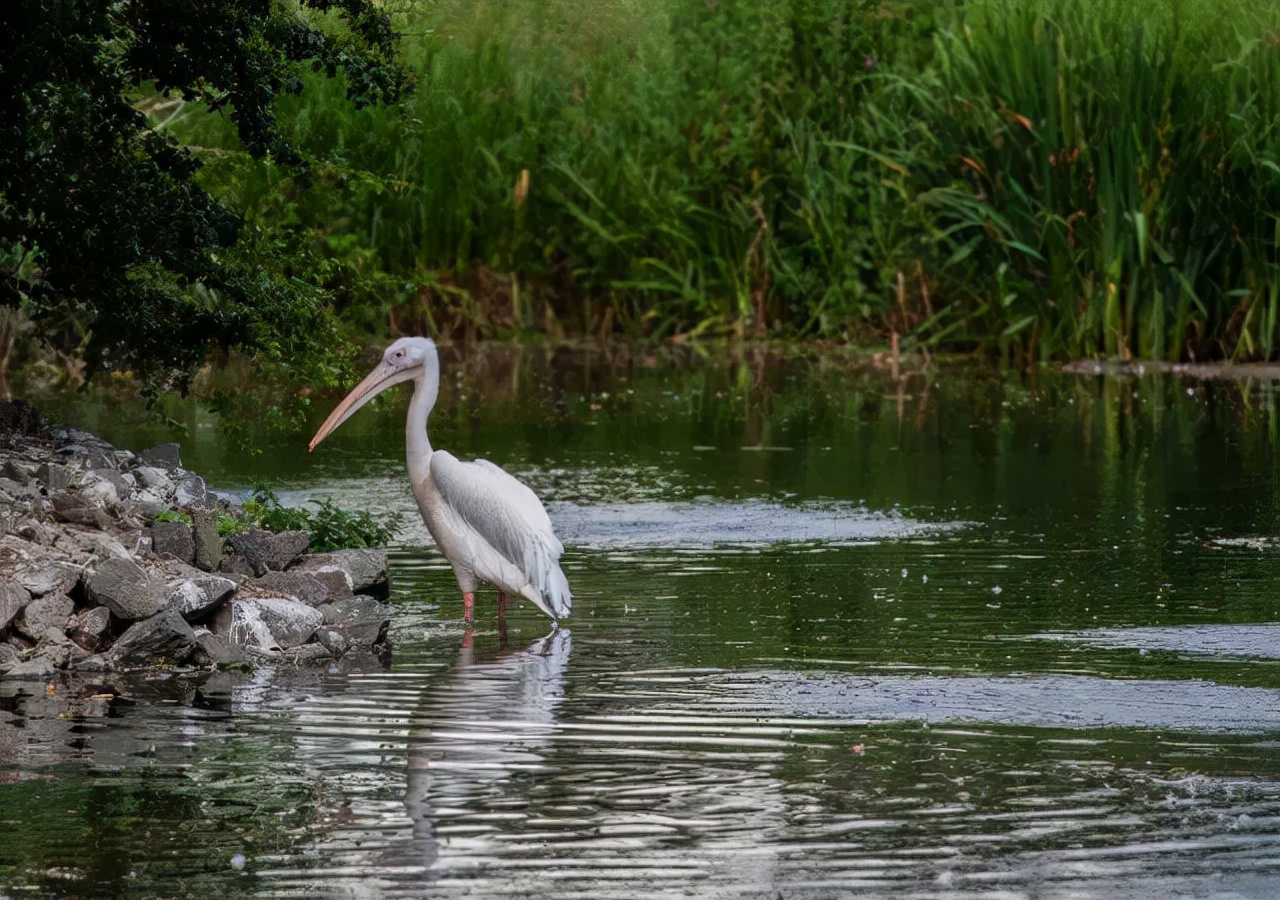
[4,348,1278,898]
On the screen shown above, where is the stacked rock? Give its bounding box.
[1,414,394,678]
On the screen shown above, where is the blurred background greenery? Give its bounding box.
[4,0,1279,406]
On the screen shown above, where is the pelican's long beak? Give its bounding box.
[308,360,420,452]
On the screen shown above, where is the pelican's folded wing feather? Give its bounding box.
[430,451,571,618]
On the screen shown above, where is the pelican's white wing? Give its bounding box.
[430,451,572,619]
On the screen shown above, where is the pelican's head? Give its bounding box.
[308,337,439,452]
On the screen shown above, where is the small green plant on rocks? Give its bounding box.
[221,488,398,552]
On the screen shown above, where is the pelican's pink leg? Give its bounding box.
[462,591,475,622]
[497,592,508,618]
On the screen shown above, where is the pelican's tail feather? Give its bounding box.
[511,530,571,621]
[542,561,572,620]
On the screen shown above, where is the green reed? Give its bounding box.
[175,0,1280,361]
[904,0,1280,361]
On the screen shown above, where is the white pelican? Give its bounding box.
[308,337,571,623]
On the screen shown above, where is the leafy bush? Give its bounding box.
[1,0,409,387]
[233,488,398,552]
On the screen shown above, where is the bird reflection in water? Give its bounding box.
[402,625,571,876]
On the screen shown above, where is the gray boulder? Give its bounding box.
[317,596,393,650]
[14,560,80,598]
[71,530,132,562]
[15,520,57,545]
[17,593,74,640]
[140,442,183,469]
[168,574,237,621]
[267,531,310,570]
[251,571,334,607]
[107,608,198,670]
[0,577,30,631]
[217,555,258,579]
[132,465,174,493]
[0,477,39,501]
[283,564,353,600]
[0,642,19,673]
[35,462,73,491]
[282,643,332,666]
[191,509,222,571]
[50,491,107,528]
[78,477,118,507]
[58,443,114,469]
[1,458,34,482]
[253,596,323,648]
[294,548,388,596]
[229,529,309,576]
[313,626,349,657]
[124,495,170,522]
[85,557,169,621]
[33,626,89,669]
[82,469,132,504]
[226,530,272,576]
[150,521,195,565]
[69,606,112,652]
[191,630,247,667]
[4,656,55,679]
[174,474,210,509]
[74,654,112,673]
[212,599,280,651]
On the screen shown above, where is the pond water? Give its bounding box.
[3,347,1279,898]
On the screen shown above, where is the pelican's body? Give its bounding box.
[309,338,571,622]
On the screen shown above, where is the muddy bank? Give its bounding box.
[0,402,394,680]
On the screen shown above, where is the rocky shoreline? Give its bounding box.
[0,404,394,680]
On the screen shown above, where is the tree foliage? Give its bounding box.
[0,0,409,388]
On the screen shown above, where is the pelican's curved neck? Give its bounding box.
[405,363,439,484]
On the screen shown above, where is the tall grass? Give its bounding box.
[176,0,1280,361]
[910,0,1280,361]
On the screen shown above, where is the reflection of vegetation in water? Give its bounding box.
[33,344,1280,506]
[0,739,322,896]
